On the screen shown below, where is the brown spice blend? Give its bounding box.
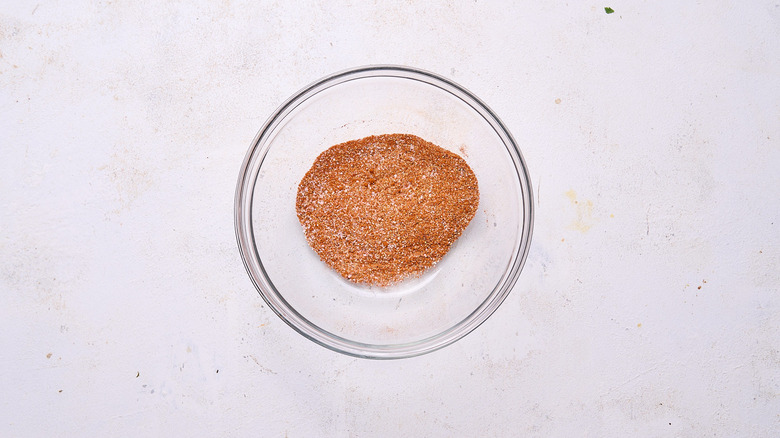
[296,133,479,286]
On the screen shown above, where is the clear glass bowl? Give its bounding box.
[235,65,534,359]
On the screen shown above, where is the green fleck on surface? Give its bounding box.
[605,7,615,14]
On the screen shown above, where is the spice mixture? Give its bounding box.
[296,134,479,286]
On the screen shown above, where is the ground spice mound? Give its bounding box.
[296,133,479,286]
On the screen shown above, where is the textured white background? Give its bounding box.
[1,1,779,436]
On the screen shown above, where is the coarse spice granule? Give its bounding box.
[295,133,479,286]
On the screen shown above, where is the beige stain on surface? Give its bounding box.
[98,146,156,214]
[565,189,594,232]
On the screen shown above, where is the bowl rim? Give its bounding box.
[235,64,534,359]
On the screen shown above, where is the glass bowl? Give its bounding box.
[235,65,533,359]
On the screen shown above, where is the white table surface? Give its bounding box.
[2,1,778,436]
